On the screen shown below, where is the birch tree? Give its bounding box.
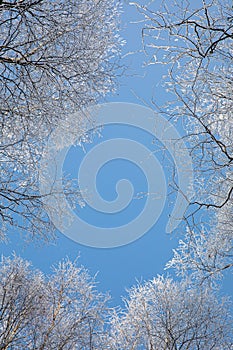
[134,0,233,279]
[0,0,122,240]
[109,276,233,350]
[0,255,110,349]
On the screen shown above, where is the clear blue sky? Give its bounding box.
[1,0,232,307]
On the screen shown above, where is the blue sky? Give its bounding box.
[1,1,232,307]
